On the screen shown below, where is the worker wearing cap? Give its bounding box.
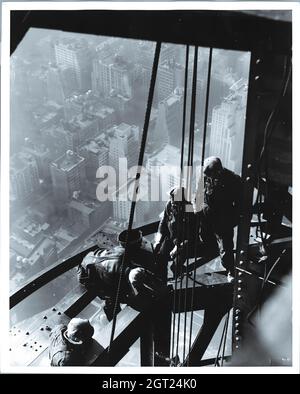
[198,156,242,280]
[153,186,197,279]
[49,318,95,366]
[77,229,166,321]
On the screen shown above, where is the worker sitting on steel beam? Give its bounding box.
[153,186,197,280]
[196,156,242,282]
[49,318,96,366]
[77,229,168,321]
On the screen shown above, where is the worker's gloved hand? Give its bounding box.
[169,245,178,260]
[153,241,162,255]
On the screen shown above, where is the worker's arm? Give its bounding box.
[77,264,89,286]
[77,252,96,287]
[153,202,171,252]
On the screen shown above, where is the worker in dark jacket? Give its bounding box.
[197,156,242,280]
[77,229,166,321]
[49,318,95,366]
[153,187,197,280]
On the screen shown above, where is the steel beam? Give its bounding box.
[10,10,291,56]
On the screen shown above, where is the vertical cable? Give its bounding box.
[181,45,198,362]
[107,42,161,361]
[221,312,230,366]
[171,45,189,361]
[187,47,213,365]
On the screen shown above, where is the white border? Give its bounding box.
[1,1,300,375]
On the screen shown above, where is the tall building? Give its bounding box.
[209,79,247,173]
[160,43,176,64]
[163,89,183,148]
[46,64,65,105]
[66,113,99,147]
[92,54,134,99]
[50,150,86,204]
[112,179,149,226]
[59,65,78,97]
[80,140,109,181]
[54,39,92,92]
[108,123,139,172]
[23,139,52,180]
[151,102,169,151]
[68,198,111,230]
[157,60,184,102]
[28,68,48,103]
[10,152,40,202]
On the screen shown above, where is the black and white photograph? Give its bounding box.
[0,1,299,375]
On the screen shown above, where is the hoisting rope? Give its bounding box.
[214,310,230,367]
[171,45,190,362]
[183,45,199,364]
[186,47,213,366]
[107,42,161,360]
[179,45,199,362]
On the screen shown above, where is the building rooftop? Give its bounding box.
[69,199,95,215]
[81,140,102,155]
[87,104,115,119]
[116,123,131,137]
[55,39,87,52]
[52,150,85,172]
[165,93,181,107]
[68,113,96,129]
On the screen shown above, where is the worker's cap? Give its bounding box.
[118,229,143,248]
[168,186,187,203]
[66,318,94,345]
[203,157,223,177]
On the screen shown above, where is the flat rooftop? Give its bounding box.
[52,150,84,172]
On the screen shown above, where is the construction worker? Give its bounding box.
[197,156,242,280]
[49,318,96,366]
[77,229,167,321]
[153,186,197,280]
